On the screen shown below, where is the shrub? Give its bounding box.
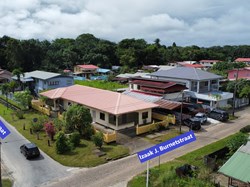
[92,132,104,149]
[240,125,250,133]
[69,132,81,147]
[227,132,248,156]
[15,110,24,119]
[83,125,95,140]
[31,122,44,132]
[44,122,56,140]
[55,132,73,154]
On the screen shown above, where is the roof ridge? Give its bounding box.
[114,93,122,114]
[194,68,200,80]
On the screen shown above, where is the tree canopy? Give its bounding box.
[2,34,250,73]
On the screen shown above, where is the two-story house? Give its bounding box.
[150,67,233,108]
[199,60,221,69]
[12,70,74,93]
[235,58,250,66]
[74,64,99,80]
[228,67,250,80]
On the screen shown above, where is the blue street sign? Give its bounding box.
[137,131,196,163]
[0,120,11,139]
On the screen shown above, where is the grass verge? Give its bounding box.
[75,80,126,91]
[128,133,238,187]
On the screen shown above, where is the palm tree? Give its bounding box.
[12,68,24,89]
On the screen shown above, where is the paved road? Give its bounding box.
[44,107,250,187]
[0,117,76,187]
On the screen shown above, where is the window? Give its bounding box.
[234,73,237,78]
[142,112,148,119]
[49,81,59,86]
[100,112,105,120]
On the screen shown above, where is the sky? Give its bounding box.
[1,0,250,47]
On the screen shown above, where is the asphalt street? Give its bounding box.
[44,107,250,187]
[0,116,76,187]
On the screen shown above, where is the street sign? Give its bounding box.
[0,120,11,139]
[137,131,196,163]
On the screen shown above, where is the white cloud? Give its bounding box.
[1,0,250,46]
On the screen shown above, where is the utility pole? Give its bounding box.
[232,68,239,116]
[180,91,184,134]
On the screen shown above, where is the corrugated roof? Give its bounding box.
[219,141,250,183]
[97,68,111,73]
[122,90,162,103]
[150,67,222,81]
[13,70,61,80]
[131,79,176,89]
[235,58,250,62]
[154,99,181,110]
[40,85,158,115]
[77,64,99,69]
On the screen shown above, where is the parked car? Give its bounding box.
[20,143,40,159]
[208,109,229,122]
[194,112,207,124]
[183,118,201,130]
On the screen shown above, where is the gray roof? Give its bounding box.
[13,70,61,81]
[122,90,162,103]
[150,67,222,81]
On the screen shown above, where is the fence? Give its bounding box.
[136,120,170,135]
[94,129,117,143]
[152,113,176,124]
[31,100,50,116]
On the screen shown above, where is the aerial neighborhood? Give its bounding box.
[1,34,250,187]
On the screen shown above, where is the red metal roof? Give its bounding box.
[131,79,176,88]
[179,63,204,68]
[235,58,250,62]
[77,64,99,69]
[141,86,165,93]
[40,85,158,115]
[154,99,181,110]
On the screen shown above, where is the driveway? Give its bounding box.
[0,117,77,187]
[44,106,250,187]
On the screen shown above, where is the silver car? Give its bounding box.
[194,112,207,124]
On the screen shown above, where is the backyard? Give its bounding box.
[74,80,126,91]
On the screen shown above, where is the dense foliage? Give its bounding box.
[63,104,93,137]
[55,131,73,154]
[2,34,250,73]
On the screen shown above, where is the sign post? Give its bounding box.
[137,131,196,186]
[0,120,11,187]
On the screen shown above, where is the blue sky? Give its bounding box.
[1,0,250,47]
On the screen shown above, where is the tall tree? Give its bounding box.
[64,104,92,137]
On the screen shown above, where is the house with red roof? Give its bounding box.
[74,64,99,79]
[234,58,250,66]
[199,60,221,69]
[40,85,158,130]
[228,67,250,81]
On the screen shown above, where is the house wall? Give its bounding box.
[61,99,153,130]
[228,69,250,80]
[34,76,73,93]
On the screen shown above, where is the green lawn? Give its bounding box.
[2,179,12,187]
[145,128,187,144]
[74,80,126,91]
[128,133,238,187]
[0,104,129,167]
